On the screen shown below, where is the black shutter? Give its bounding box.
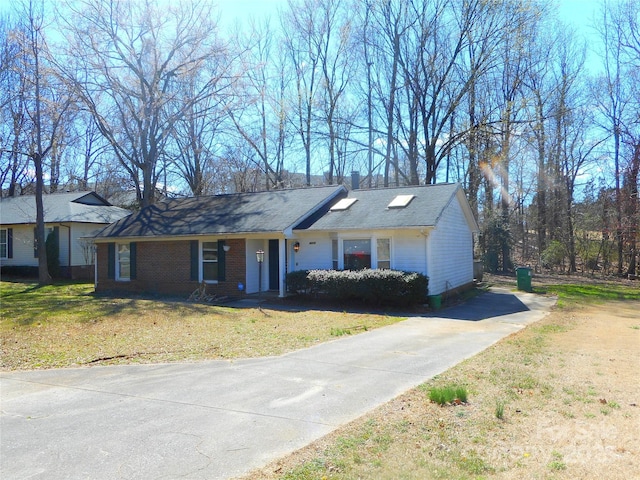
[107,243,115,279]
[190,240,199,281]
[130,242,137,280]
[52,226,60,250]
[7,228,13,258]
[218,241,226,281]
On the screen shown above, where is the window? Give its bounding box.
[202,241,218,282]
[344,239,371,270]
[332,239,338,270]
[0,229,7,259]
[338,237,391,270]
[377,238,390,269]
[117,243,131,280]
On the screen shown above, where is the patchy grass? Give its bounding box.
[0,280,404,370]
[539,283,640,307]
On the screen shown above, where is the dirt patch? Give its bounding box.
[240,300,640,479]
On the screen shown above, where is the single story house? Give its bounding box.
[0,192,130,279]
[91,183,478,298]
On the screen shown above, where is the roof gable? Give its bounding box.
[94,185,347,239]
[301,183,477,232]
[72,192,112,206]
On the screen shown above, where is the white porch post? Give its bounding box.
[279,238,286,297]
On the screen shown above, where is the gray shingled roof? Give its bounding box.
[302,183,466,231]
[0,192,131,225]
[94,185,347,239]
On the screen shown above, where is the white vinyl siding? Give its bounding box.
[391,233,426,273]
[427,199,474,295]
[0,223,102,268]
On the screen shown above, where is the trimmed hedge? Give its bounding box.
[286,269,428,306]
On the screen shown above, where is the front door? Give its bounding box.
[268,239,279,290]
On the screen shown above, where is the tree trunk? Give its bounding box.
[34,152,51,284]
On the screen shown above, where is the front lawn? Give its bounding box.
[0,280,403,370]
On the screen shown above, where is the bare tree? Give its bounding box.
[593,0,640,275]
[227,17,291,191]
[57,0,232,207]
[314,0,353,185]
[0,14,31,197]
[14,0,72,283]
[281,0,326,186]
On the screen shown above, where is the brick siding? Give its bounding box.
[96,238,246,298]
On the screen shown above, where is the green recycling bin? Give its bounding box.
[428,295,442,310]
[516,267,532,292]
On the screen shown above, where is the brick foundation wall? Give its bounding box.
[96,238,247,298]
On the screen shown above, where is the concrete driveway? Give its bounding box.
[0,288,555,480]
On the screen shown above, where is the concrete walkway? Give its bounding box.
[0,288,555,480]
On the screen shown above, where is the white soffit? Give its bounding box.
[330,197,358,211]
[388,194,415,208]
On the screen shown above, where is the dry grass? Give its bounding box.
[3,277,638,479]
[0,280,403,370]
[239,286,640,480]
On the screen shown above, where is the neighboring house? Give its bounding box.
[91,183,478,297]
[0,192,130,279]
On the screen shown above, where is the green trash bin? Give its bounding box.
[428,295,442,310]
[516,267,532,292]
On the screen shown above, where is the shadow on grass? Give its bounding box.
[1,280,237,327]
[230,294,429,318]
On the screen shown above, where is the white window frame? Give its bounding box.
[0,228,7,259]
[337,235,392,270]
[377,238,391,269]
[116,243,131,281]
[200,240,219,284]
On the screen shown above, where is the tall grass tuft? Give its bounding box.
[429,386,468,405]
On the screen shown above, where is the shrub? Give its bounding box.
[541,240,566,270]
[286,269,428,306]
[286,270,310,294]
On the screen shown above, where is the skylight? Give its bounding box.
[330,198,358,211]
[387,194,415,209]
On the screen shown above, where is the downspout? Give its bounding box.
[94,244,98,291]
